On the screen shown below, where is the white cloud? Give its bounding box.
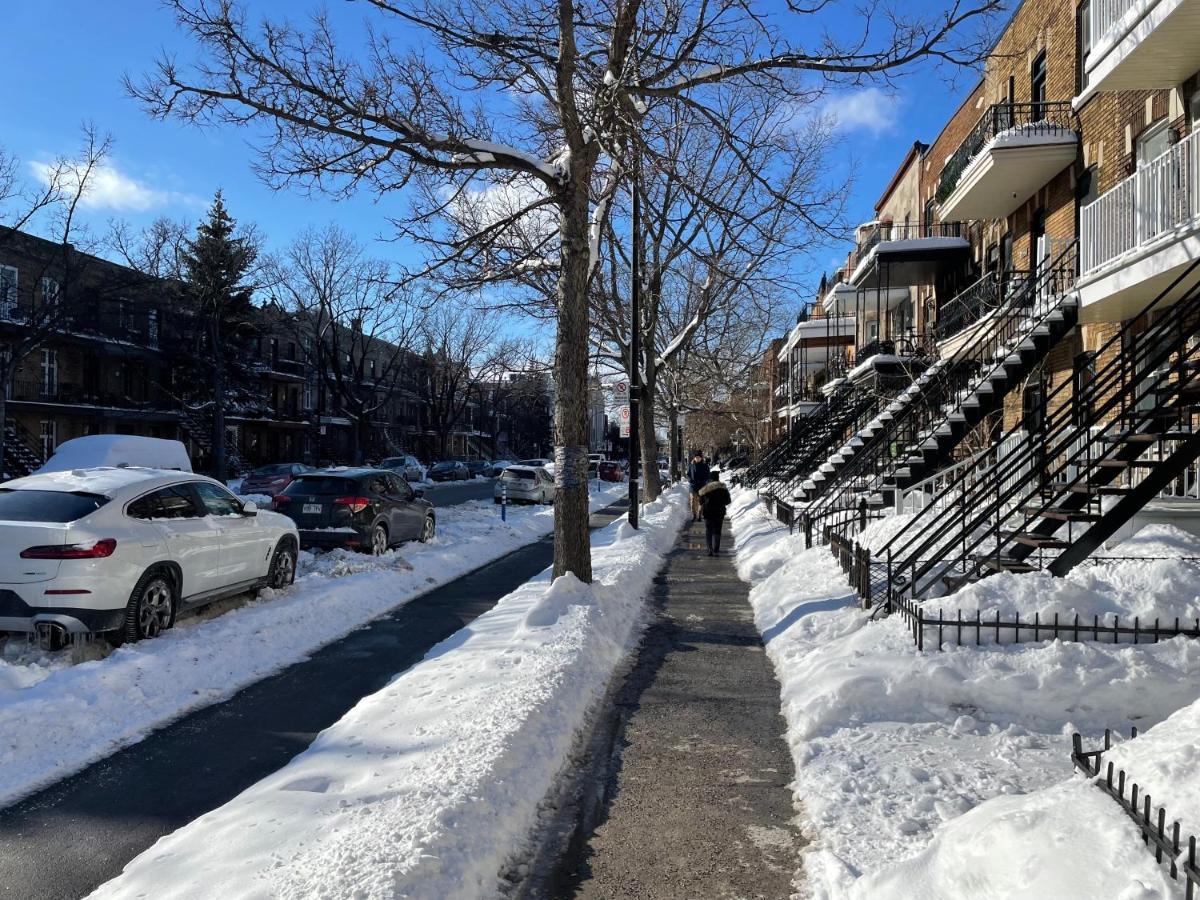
[29,159,201,212]
[819,87,903,136]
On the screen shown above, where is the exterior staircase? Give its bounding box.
[3,419,45,479]
[799,248,1079,543]
[875,258,1200,604]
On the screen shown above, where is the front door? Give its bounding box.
[384,473,424,540]
[191,482,270,584]
[143,484,225,600]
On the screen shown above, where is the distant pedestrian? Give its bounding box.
[687,452,710,521]
[698,471,732,556]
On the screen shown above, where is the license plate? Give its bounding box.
[302,503,323,515]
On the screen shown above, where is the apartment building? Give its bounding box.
[0,229,538,477]
[749,0,1200,594]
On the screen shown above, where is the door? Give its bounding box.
[137,484,225,600]
[192,481,269,584]
[384,474,424,540]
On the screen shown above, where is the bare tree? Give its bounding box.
[0,126,111,475]
[130,0,1002,580]
[417,305,521,459]
[271,225,424,465]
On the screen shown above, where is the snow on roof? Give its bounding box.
[37,435,192,475]
[3,467,196,496]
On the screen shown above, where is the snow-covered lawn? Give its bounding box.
[89,486,690,900]
[729,488,1200,898]
[0,484,626,810]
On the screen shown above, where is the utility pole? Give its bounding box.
[629,140,641,529]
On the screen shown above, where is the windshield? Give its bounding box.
[251,464,292,476]
[0,489,110,522]
[283,476,356,495]
[381,458,405,468]
[502,468,535,481]
[431,462,454,470]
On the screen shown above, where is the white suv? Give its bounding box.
[0,467,299,648]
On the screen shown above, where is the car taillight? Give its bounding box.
[21,538,117,559]
[273,495,292,509]
[334,496,371,514]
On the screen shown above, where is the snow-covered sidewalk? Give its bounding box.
[0,484,626,810]
[728,488,1200,898]
[89,486,690,900]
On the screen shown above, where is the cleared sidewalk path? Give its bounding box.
[562,516,802,899]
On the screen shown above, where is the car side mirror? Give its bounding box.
[241,501,258,516]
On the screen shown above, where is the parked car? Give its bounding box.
[239,463,314,496]
[274,468,435,554]
[494,466,555,504]
[379,455,425,483]
[519,458,552,468]
[465,459,491,478]
[490,459,515,477]
[37,434,193,474]
[428,460,470,482]
[598,460,624,483]
[0,467,298,648]
[588,453,606,465]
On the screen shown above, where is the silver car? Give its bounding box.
[379,455,424,482]
[494,465,555,504]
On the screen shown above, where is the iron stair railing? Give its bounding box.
[799,244,1080,543]
[879,258,1200,604]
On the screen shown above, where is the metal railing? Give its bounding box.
[855,221,965,261]
[937,101,1077,204]
[1081,129,1200,276]
[935,270,1032,341]
[1086,0,1145,58]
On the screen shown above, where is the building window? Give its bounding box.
[1078,165,1099,209]
[1137,119,1170,167]
[0,265,17,317]
[1030,51,1047,120]
[270,337,279,365]
[40,419,57,459]
[41,348,58,397]
[303,382,314,411]
[1190,89,1200,127]
[287,341,297,361]
[148,309,160,348]
[40,277,59,313]
[1077,2,1092,93]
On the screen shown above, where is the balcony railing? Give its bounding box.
[935,269,1033,340]
[855,221,965,261]
[936,101,1077,204]
[1086,0,1142,57]
[1080,129,1200,276]
[9,379,169,409]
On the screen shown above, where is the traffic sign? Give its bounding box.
[618,405,631,438]
[613,379,629,402]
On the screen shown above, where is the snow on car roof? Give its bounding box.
[3,466,208,497]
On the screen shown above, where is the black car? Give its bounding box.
[428,460,470,482]
[465,459,491,478]
[274,468,435,554]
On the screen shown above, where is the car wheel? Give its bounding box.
[370,522,389,556]
[420,515,436,543]
[122,570,176,643]
[268,538,297,589]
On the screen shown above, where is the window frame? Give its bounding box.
[191,481,248,518]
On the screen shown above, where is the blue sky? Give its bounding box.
[0,1,986,292]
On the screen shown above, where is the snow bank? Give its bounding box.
[727,488,1200,898]
[0,485,626,809]
[89,486,690,900]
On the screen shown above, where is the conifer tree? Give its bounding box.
[181,192,257,481]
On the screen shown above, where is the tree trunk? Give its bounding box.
[552,179,594,583]
[667,405,681,484]
[211,322,227,483]
[638,354,662,501]
[0,387,8,480]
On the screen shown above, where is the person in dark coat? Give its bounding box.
[697,471,732,556]
[686,452,710,521]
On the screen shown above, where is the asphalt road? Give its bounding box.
[424,476,497,507]
[0,499,630,900]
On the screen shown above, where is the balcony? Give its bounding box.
[1078,129,1200,321]
[937,102,1078,221]
[8,379,170,411]
[1079,0,1200,103]
[846,222,969,288]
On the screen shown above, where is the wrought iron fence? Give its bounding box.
[1072,727,1200,898]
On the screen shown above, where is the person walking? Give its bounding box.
[686,452,710,521]
[698,471,732,556]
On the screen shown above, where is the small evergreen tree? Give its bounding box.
[181,192,258,481]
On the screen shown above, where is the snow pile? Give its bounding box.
[727,488,1200,898]
[89,487,690,900]
[0,484,626,808]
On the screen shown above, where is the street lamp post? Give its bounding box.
[629,141,641,529]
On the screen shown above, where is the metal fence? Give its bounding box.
[1072,727,1200,898]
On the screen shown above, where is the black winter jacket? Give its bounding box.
[698,481,732,522]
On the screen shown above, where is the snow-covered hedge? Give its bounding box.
[89,487,690,899]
